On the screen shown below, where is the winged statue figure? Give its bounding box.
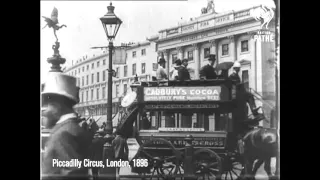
[42,7,67,42]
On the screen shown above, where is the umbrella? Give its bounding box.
[215,62,234,71]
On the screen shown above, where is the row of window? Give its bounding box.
[171,40,249,64]
[70,59,107,77]
[79,84,129,103]
[115,63,146,78]
[132,48,146,58]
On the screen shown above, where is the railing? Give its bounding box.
[249,88,274,109]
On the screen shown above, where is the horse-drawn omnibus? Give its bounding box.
[116,79,256,180]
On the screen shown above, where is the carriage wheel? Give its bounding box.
[194,149,223,180]
[221,153,244,180]
[137,138,184,180]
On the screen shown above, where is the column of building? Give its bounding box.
[192,43,200,80]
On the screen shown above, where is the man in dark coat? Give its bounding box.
[90,130,107,180]
[178,59,191,81]
[41,73,91,180]
[112,132,129,180]
[200,54,217,80]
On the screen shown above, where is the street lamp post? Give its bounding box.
[99,2,122,179]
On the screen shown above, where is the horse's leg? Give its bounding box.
[264,158,272,180]
[252,159,263,176]
[243,157,255,180]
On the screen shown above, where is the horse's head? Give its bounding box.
[260,128,277,144]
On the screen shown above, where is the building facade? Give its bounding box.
[64,39,159,127]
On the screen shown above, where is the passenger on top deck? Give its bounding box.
[156,58,168,80]
[178,59,191,81]
[199,54,218,80]
[170,59,182,80]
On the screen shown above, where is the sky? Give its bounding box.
[40,0,275,83]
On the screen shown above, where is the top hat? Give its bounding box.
[158,58,166,64]
[208,54,216,61]
[42,72,79,105]
[174,59,182,67]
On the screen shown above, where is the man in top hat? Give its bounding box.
[200,54,217,80]
[170,59,182,80]
[41,73,91,180]
[156,58,168,80]
[178,59,191,81]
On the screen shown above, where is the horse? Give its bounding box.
[241,127,278,180]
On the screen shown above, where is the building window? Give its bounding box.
[124,65,128,77]
[97,61,100,67]
[124,84,127,95]
[91,73,94,84]
[141,49,146,56]
[75,71,77,76]
[97,88,99,100]
[103,59,106,65]
[241,40,249,52]
[242,70,249,91]
[91,89,94,100]
[86,90,88,102]
[116,67,120,78]
[204,48,210,58]
[87,65,89,71]
[187,51,193,61]
[132,51,136,58]
[132,63,136,75]
[82,67,84,72]
[172,54,177,64]
[103,71,106,81]
[81,92,83,103]
[82,76,84,87]
[97,72,100,83]
[102,87,105,99]
[153,63,158,71]
[92,63,94,69]
[78,68,80,73]
[222,44,229,56]
[116,85,119,97]
[77,78,80,86]
[141,63,146,74]
[86,75,89,85]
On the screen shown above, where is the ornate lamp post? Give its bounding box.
[99,2,122,179]
[100,1,122,138]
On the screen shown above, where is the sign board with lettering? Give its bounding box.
[145,104,219,109]
[197,19,215,30]
[140,136,226,148]
[158,128,205,132]
[143,86,221,102]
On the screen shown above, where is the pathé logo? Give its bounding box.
[250,5,274,30]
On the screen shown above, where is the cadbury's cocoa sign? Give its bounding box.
[143,86,221,101]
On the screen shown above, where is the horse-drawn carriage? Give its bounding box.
[117,79,278,180]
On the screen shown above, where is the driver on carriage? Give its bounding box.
[229,61,265,124]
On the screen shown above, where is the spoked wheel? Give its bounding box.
[194,149,223,180]
[137,138,184,180]
[221,153,244,180]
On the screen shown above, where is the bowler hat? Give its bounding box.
[158,58,166,64]
[208,54,216,61]
[42,72,79,105]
